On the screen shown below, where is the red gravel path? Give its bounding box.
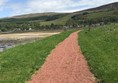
[28,31,96,83]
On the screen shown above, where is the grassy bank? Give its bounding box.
[0,30,74,83]
[78,23,118,83]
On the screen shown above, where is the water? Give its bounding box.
[0,44,13,52]
[0,48,4,52]
[0,38,41,52]
[0,39,37,52]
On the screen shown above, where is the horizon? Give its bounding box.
[0,0,118,18]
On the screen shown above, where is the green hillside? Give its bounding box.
[72,10,118,25]
[40,14,72,25]
[0,2,118,32]
[78,23,118,83]
[0,13,67,23]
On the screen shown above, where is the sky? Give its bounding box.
[0,0,118,18]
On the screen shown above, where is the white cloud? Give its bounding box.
[0,0,8,11]
[0,0,6,6]
[6,0,118,16]
[10,0,80,15]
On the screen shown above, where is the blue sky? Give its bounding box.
[0,0,118,18]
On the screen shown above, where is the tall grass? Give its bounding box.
[0,30,75,83]
[78,23,118,83]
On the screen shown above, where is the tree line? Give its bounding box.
[0,22,64,32]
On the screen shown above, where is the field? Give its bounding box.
[0,30,74,83]
[78,23,118,83]
[40,14,72,25]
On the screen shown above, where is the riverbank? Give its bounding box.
[0,31,60,52]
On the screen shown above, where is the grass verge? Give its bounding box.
[78,23,118,83]
[0,30,75,83]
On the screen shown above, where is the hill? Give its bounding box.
[0,13,68,23]
[71,2,118,26]
[12,12,59,18]
[0,2,118,32]
[84,2,118,12]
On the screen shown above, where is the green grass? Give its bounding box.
[0,30,75,83]
[87,10,118,19]
[78,23,118,83]
[40,15,72,26]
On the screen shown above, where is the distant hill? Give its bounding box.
[71,2,118,26]
[12,12,58,18]
[0,2,118,23]
[11,2,118,19]
[84,2,118,12]
[0,2,118,31]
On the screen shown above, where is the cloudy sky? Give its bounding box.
[0,0,118,18]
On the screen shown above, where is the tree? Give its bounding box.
[0,28,7,32]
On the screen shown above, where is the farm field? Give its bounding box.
[78,23,118,83]
[0,30,74,83]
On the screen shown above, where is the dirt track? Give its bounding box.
[28,31,96,83]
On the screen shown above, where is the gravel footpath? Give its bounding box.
[28,31,96,83]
